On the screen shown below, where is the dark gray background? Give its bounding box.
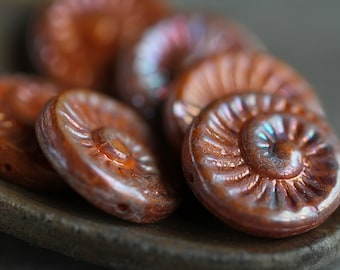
[0,0,339,269]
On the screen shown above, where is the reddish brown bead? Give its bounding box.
[165,51,324,152]
[0,75,64,191]
[116,13,264,120]
[30,0,170,90]
[35,89,181,223]
[182,93,340,238]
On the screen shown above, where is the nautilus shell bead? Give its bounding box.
[166,51,324,152]
[182,93,340,238]
[30,0,170,89]
[116,13,264,120]
[35,90,181,223]
[0,75,64,191]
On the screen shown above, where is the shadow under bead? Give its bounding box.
[182,92,340,238]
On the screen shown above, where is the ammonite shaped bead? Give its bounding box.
[35,90,181,223]
[166,51,324,152]
[116,13,264,120]
[182,93,340,238]
[0,75,64,191]
[30,0,170,89]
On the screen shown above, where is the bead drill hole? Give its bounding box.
[117,203,129,213]
[1,163,12,172]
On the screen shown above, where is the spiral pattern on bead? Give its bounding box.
[36,90,180,223]
[56,91,159,180]
[31,0,169,88]
[166,51,323,151]
[116,13,264,119]
[182,93,340,238]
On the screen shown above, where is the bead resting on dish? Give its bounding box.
[2,0,337,240]
[35,90,181,223]
[0,75,64,191]
[182,93,340,238]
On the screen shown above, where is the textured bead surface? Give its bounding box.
[36,90,181,223]
[30,0,170,89]
[166,51,324,152]
[0,75,64,191]
[116,13,264,120]
[182,93,340,238]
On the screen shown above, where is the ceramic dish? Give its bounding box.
[1,178,340,270]
[0,1,340,269]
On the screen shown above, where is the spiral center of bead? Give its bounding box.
[92,127,135,168]
[240,114,304,179]
[271,141,303,177]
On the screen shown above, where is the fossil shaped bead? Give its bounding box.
[35,89,181,223]
[30,0,170,89]
[165,51,324,152]
[182,93,340,238]
[116,13,264,120]
[0,75,64,191]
